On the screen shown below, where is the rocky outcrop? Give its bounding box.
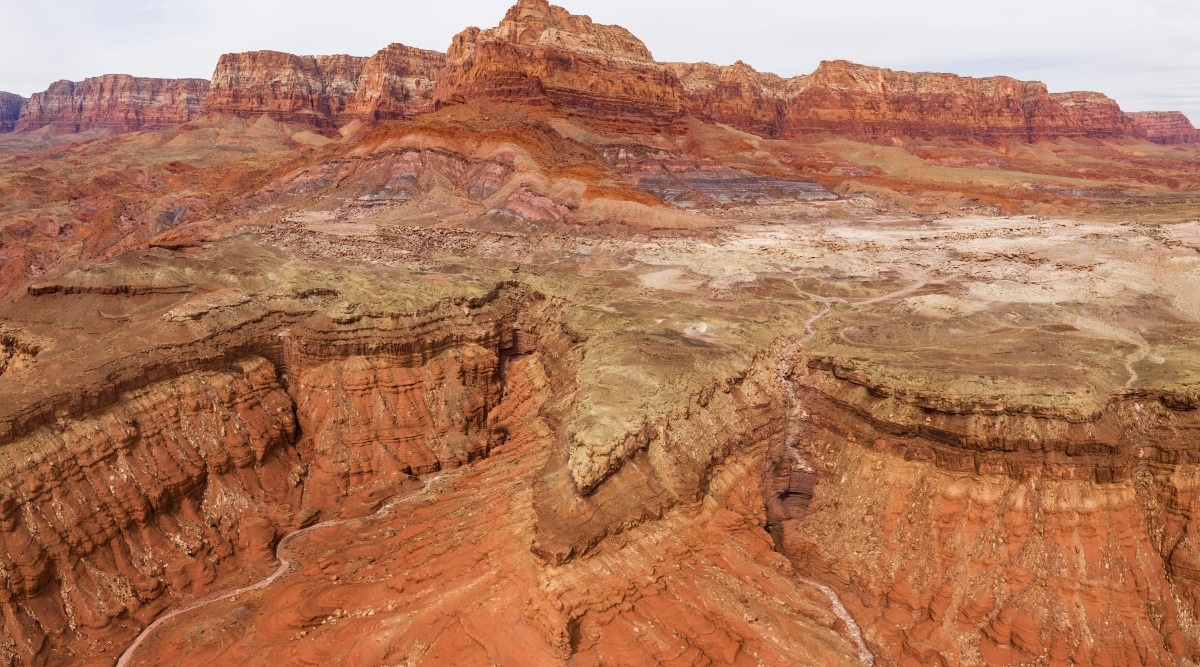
[770,351,1200,666]
[204,44,445,128]
[0,277,535,664]
[1130,110,1199,144]
[0,357,302,664]
[667,61,805,139]
[780,60,1139,143]
[13,75,209,133]
[0,93,25,133]
[435,0,687,133]
[341,43,447,123]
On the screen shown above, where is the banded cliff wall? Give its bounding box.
[203,43,445,128]
[12,75,209,133]
[434,0,689,133]
[0,281,535,665]
[1,0,1195,146]
[533,336,1200,666]
[672,59,1146,143]
[1130,110,1199,144]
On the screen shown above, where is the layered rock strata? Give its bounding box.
[667,61,806,139]
[1130,110,1199,144]
[13,75,209,133]
[0,93,24,133]
[599,144,836,206]
[203,44,445,128]
[780,61,1137,143]
[0,279,535,664]
[435,0,688,133]
[770,352,1200,666]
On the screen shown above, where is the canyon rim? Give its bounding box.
[0,0,1199,665]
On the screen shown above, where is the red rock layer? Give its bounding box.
[1130,110,1199,144]
[203,44,445,128]
[779,60,1138,143]
[435,0,688,133]
[772,352,1200,666]
[667,61,806,138]
[123,354,864,667]
[0,357,302,665]
[0,92,24,133]
[13,75,209,133]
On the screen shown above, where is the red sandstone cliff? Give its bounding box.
[779,60,1138,143]
[0,92,24,133]
[1130,110,1198,144]
[204,44,445,128]
[667,61,805,138]
[13,75,209,133]
[3,0,1195,147]
[435,0,687,133]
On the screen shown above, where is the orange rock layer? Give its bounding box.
[772,352,1200,666]
[435,0,687,133]
[13,75,209,133]
[3,0,1195,145]
[1130,110,1199,144]
[203,43,445,128]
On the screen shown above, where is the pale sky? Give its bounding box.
[1,0,1197,121]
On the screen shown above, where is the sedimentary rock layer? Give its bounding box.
[0,281,534,664]
[13,75,209,133]
[0,93,24,133]
[435,0,688,133]
[771,351,1200,666]
[6,0,1191,145]
[204,44,445,128]
[782,61,1137,142]
[1130,110,1199,144]
[667,61,805,139]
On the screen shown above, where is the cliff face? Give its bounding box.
[13,75,209,133]
[770,353,1200,666]
[435,0,687,133]
[667,61,805,138]
[1130,110,1199,144]
[204,44,445,128]
[0,93,25,133]
[776,60,1138,143]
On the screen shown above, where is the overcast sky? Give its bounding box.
[0,0,1197,121]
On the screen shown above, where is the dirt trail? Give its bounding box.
[116,472,455,667]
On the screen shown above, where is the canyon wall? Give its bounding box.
[778,61,1138,143]
[769,352,1200,666]
[0,93,24,133]
[667,61,805,139]
[1130,110,1199,144]
[0,278,534,665]
[13,75,209,133]
[435,0,688,133]
[203,43,445,128]
[3,0,1194,145]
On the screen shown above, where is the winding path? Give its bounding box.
[116,473,454,667]
[771,276,932,667]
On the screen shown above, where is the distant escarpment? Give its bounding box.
[2,0,1196,147]
[13,75,209,133]
[0,92,25,133]
[1130,110,1198,144]
[672,59,1145,143]
[203,43,445,128]
[435,0,688,133]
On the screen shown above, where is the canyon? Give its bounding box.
[0,1,1198,666]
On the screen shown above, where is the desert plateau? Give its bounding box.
[0,1,1198,665]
